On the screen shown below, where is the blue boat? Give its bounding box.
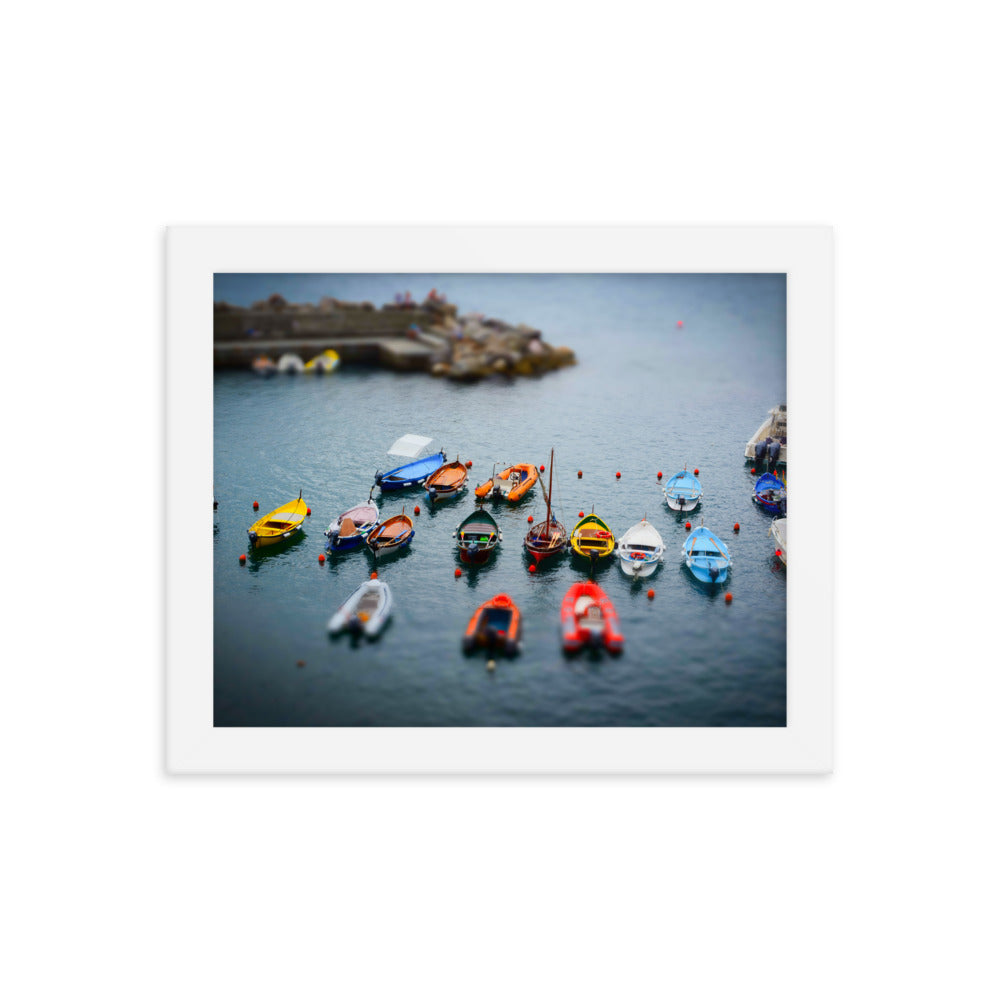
[324,495,379,554]
[681,525,731,585]
[373,434,446,491]
[752,472,787,513]
[663,469,702,511]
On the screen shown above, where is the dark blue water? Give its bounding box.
[214,274,786,726]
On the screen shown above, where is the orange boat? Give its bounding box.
[424,459,469,503]
[461,593,521,656]
[474,463,538,503]
[560,581,624,654]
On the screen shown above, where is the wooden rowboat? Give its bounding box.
[247,493,308,550]
[454,509,502,564]
[366,510,415,557]
[425,458,469,503]
[569,510,616,562]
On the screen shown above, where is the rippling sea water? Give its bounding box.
[213,273,786,726]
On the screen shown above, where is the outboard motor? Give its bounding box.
[768,440,781,466]
[709,565,720,582]
[248,531,258,549]
[755,439,768,464]
[373,469,383,486]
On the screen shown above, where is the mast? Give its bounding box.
[545,448,554,530]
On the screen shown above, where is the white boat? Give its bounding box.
[617,518,664,578]
[277,353,305,374]
[769,517,787,566]
[662,469,702,512]
[327,579,392,637]
[744,404,787,466]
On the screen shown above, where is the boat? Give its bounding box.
[745,404,787,466]
[247,492,308,550]
[461,594,521,655]
[474,463,538,503]
[662,469,702,511]
[424,458,469,503]
[770,516,787,566]
[304,348,340,374]
[327,579,392,637]
[524,449,568,563]
[251,355,277,377]
[560,581,624,653]
[569,509,616,563]
[366,509,415,557]
[276,353,305,374]
[617,518,664,578]
[374,434,447,491]
[681,524,731,585]
[324,492,379,553]
[453,508,502,564]
[752,472,787,513]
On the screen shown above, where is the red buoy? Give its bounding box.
[657,471,663,479]
[306,507,311,516]
[239,553,246,564]
[579,511,585,518]
[318,553,325,564]
[540,464,545,473]
[577,470,582,478]
[693,468,699,476]
[527,515,534,523]
[296,660,306,668]
[465,460,472,468]
[685,521,692,531]
[776,549,783,558]
[676,320,683,328]
[725,592,733,604]
[751,467,756,474]
[733,523,740,532]
[616,471,621,479]
[647,589,655,600]
[528,564,536,574]
[454,567,462,578]
[414,505,420,515]
[253,501,259,510]
[370,571,378,579]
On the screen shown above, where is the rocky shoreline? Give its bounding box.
[213,292,576,380]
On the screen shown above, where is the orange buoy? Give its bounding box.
[725,592,733,604]
[527,515,534,523]
[455,567,462,578]
[685,521,691,531]
[318,553,325,564]
[733,523,740,532]
[414,505,420,515]
[306,507,311,516]
[239,554,246,564]
[465,460,472,468]
[657,471,662,479]
[370,571,378,579]
[647,589,655,600]
[540,465,545,473]
[616,471,621,479]
[253,501,259,510]
[579,511,585,518]
[693,468,699,476]
[577,470,582,478]
[528,564,536,574]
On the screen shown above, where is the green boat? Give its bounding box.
[453,508,502,565]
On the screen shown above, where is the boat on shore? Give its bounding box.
[524,449,568,564]
[247,493,308,550]
[681,524,731,585]
[374,434,446,491]
[324,492,379,553]
[462,594,521,656]
[617,519,664,578]
[366,509,415,558]
[454,509,502,564]
[425,458,469,503]
[745,404,787,466]
[752,472,787,513]
[327,579,392,637]
[770,517,787,566]
[560,581,624,653]
[474,463,538,503]
[663,469,702,511]
[570,509,616,564]
[304,348,340,374]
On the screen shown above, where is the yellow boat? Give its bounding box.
[569,510,616,562]
[247,494,308,549]
[304,349,340,374]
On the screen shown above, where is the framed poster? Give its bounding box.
[167,225,832,772]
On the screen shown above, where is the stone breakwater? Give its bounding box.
[213,293,576,379]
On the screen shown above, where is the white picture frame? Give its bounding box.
[167,224,833,773]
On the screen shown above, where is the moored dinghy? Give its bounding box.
[682,523,731,585]
[570,509,616,564]
[324,491,379,553]
[617,518,664,578]
[462,594,521,656]
[374,434,447,491]
[753,472,787,513]
[770,516,787,566]
[663,469,702,512]
[425,458,469,503]
[366,509,415,558]
[251,355,277,377]
[524,449,568,564]
[277,353,305,374]
[745,404,787,467]
[304,348,340,374]
[561,581,624,653]
[475,463,538,503]
[328,579,392,638]
[247,492,308,550]
[454,508,502,564]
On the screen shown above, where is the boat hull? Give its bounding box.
[375,451,447,490]
[569,514,615,561]
[560,582,624,653]
[247,498,308,549]
[462,594,521,655]
[682,526,731,586]
[328,580,392,637]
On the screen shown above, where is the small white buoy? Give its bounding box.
[487,659,496,671]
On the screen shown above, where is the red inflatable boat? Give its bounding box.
[560,581,624,653]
